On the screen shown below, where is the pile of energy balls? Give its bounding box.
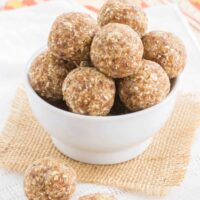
[29,0,186,117]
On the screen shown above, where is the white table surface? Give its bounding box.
[0,1,200,199]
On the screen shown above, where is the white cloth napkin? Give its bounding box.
[0,1,200,199]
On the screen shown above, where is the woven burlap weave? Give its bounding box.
[0,88,200,196]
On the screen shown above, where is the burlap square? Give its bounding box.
[0,88,200,196]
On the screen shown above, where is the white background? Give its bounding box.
[0,0,200,199]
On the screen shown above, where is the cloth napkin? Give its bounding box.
[1,88,200,197]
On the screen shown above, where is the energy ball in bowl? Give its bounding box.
[98,0,148,36]
[24,157,76,200]
[142,31,186,79]
[90,23,143,78]
[48,12,98,62]
[62,67,115,116]
[79,193,117,200]
[119,59,170,111]
[29,51,74,101]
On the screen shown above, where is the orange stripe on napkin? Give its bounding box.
[84,5,99,13]
[159,0,200,32]
[190,0,200,10]
[141,0,149,8]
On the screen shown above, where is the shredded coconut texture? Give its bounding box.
[79,193,117,200]
[62,67,116,116]
[24,157,76,200]
[119,59,170,111]
[29,51,74,101]
[90,23,143,78]
[98,0,148,36]
[48,12,99,62]
[142,31,186,79]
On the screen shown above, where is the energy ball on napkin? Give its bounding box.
[119,59,170,111]
[142,31,186,79]
[24,157,76,200]
[79,193,117,200]
[48,12,98,62]
[29,51,73,101]
[90,23,143,78]
[98,0,148,36]
[62,67,115,116]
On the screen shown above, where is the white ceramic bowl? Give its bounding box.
[25,50,179,165]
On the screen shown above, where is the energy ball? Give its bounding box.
[98,0,148,36]
[24,157,76,200]
[90,23,143,78]
[62,67,115,116]
[48,12,98,62]
[119,59,170,111]
[142,31,186,79]
[29,51,73,101]
[79,193,117,200]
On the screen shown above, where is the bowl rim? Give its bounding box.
[25,48,179,121]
